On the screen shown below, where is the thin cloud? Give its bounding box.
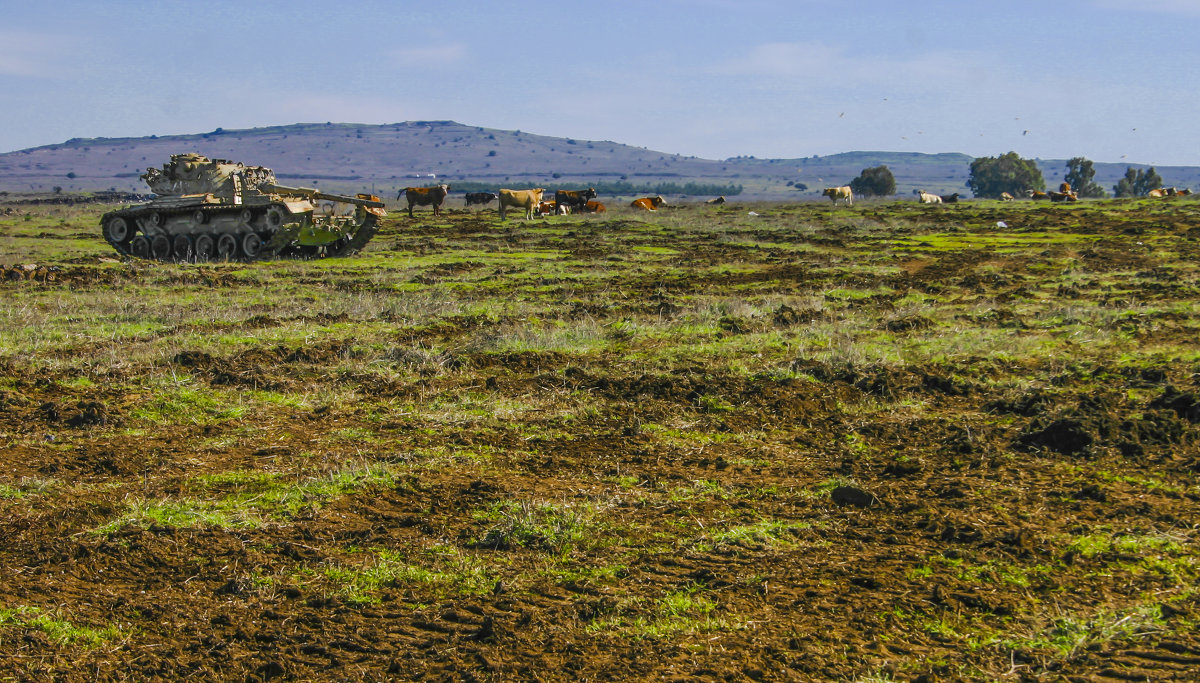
[1089,0,1200,14]
[385,43,469,68]
[0,29,73,77]
[714,41,979,88]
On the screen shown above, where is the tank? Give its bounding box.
[99,153,386,261]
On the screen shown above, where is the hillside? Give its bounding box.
[1,121,1197,199]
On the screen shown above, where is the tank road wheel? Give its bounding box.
[241,233,264,259]
[192,209,208,224]
[239,209,254,225]
[172,234,193,261]
[216,233,238,260]
[148,212,164,227]
[103,216,131,243]
[130,235,150,259]
[151,234,172,260]
[194,234,215,262]
[265,207,286,229]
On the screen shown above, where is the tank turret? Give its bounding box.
[99,154,386,262]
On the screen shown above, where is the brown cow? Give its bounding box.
[498,188,545,219]
[705,196,726,205]
[398,184,450,217]
[1048,190,1078,202]
[583,200,606,213]
[1059,182,1072,194]
[554,188,596,214]
[1027,190,1049,200]
[631,196,667,210]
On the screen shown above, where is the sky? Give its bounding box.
[2,0,1199,166]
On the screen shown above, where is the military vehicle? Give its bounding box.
[100,154,386,261]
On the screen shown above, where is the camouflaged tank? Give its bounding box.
[100,153,386,261]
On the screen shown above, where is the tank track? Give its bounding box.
[100,204,380,263]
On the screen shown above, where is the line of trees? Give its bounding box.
[966,152,1169,199]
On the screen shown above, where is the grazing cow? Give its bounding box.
[940,193,960,203]
[1027,190,1049,200]
[821,186,853,206]
[631,196,667,210]
[583,200,606,213]
[917,190,942,204]
[554,188,597,214]
[1148,188,1167,198]
[464,191,497,207]
[498,188,546,219]
[1000,192,1015,201]
[398,184,450,217]
[1048,190,1078,202]
[705,196,726,205]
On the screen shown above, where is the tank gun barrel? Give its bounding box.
[259,182,386,209]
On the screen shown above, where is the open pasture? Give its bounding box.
[1,197,1199,681]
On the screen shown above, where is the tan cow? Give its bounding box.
[631,196,667,210]
[916,190,942,204]
[1000,192,1015,201]
[1148,188,1167,198]
[498,188,546,219]
[705,196,726,205]
[822,186,853,206]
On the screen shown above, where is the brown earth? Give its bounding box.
[1,199,1199,681]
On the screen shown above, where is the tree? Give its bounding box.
[1063,157,1106,198]
[967,152,1045,199]
[849,165,896,197]
[1113,166,1164,198]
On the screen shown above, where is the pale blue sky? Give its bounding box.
[3,0,1197,165]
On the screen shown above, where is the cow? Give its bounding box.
[554,188,596,214]
[940,193,960,203]
[583,200,606,213]
[498,188,545,219]
[1059,182,1073,194]
[631,196,667,210]
[822,186,853,206]
[1148,188,1167,198]
[1027,190,1049,200]
[705,196,726,205]
[1000,192,1015,201]
[464,191,497,207]
[1048,190,1078,202]
[398,184,450,217]
[916,190,942,204]
[1177,188,1193,196]
[537,200,569,216]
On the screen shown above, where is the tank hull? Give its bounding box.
[100,154,385,262]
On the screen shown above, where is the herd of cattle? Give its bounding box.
[393,180,1193,218]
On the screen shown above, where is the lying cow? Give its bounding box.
[705,196,726,205]
[537,201,569,216]
[582,200,606,213]
[498,188,546,220]
[1048,190,1078,202]
[631,196,667,210]
[916,190,942,204]
[464,191,497,207]
[1148,188,1167,198]
[822,186,853,206]
[1000,192,1015,201]
[555,188,596,214]
[1027,190,1049,200]
[940,193,960,203]
[398,184,450,217]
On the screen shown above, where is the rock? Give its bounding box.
[831,485,878,507]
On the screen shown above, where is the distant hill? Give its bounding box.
[1,121,1197,200]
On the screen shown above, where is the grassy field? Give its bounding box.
[1,196,1198,681]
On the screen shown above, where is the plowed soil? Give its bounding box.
[1,198,1199,681]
